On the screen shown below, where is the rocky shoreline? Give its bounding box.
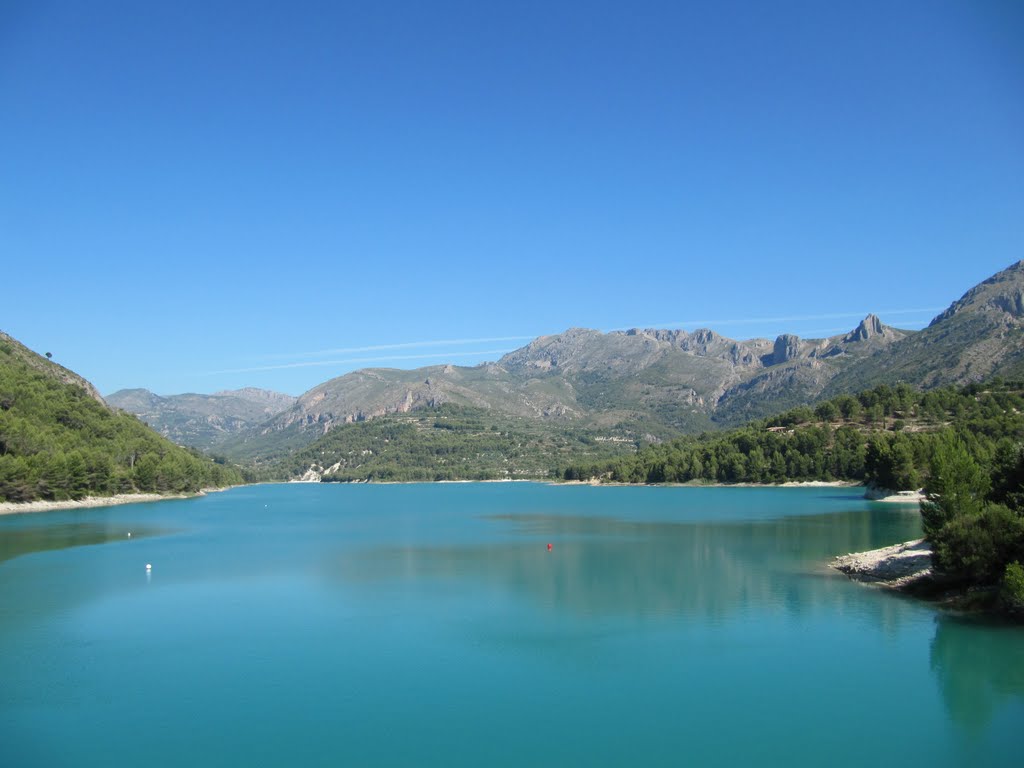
[831,539,1022,618]
[831,539,934,590]
[0,488,232,517]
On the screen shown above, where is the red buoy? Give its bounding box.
[547,543,553,551]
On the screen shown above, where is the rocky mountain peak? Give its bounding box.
[845,314,886,343]
[929,260,1024,326]
[772,334,802,365]
[498,328,604,372]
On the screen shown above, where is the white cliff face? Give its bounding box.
[289,465,322,482]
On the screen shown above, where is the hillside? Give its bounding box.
[823,260,1024,395]
[0,332,106,404]
[0,332,244,502]
[106,387,296,451]
[280,404,635,482]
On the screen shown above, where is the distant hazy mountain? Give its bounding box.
[106,387,297,451]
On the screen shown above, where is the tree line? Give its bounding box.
[562,382,1024,491]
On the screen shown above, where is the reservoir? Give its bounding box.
[1,483,1021,766]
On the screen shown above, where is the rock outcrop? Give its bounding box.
[845,314,886,342]
[832,539,933,589]
[772,334,802,365]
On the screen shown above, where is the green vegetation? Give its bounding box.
[920,433,1024,595]
[1003,561,1024,612]
[0,337,243,502]
[278,404,637,482]
[562,382,1024,489]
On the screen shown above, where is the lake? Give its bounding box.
[1,483,1021,766]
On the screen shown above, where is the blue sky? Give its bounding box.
[2,0,1022,396]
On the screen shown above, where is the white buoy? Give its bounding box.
[127,532,131,538]
[145,563,152,571]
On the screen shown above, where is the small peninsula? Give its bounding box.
[832,539,934,591]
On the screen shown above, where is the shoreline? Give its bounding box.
[296,477,921,502]
[831,539,934,590]
[557,480,923,502]
[555,479,861,489]
[863,487,925,504]
[0,479,923,513]
[0,486,235,517]
[830,540,1016,617]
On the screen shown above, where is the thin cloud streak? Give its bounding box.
[228,307,943,376]
[606,307,944,333]
[255,336,537,361]
[789,326,865,338]
[205,348,515,375]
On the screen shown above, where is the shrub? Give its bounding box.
[1002,561,1024,611]
[932,504,1024,585]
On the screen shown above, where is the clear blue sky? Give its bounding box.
[2,0,1022,396]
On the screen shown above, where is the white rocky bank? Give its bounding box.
[831,539,933,589]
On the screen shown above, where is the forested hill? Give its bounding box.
[563,381,1024,491]
[275,404,634,483]
[0,332,243,502]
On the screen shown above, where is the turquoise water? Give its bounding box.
[1,484,1021,767]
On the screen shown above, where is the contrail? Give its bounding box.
[604,307,943,333]
[205,348,516,375]
[254,336,537,361]
[788,326,868,338]
[215,306,943,376]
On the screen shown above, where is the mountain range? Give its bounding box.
[108,261,1024,469]
[105,388,297,452]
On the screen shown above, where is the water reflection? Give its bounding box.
[0,521,166,564]
[930,615,1024,732]
[326,509,922,625]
